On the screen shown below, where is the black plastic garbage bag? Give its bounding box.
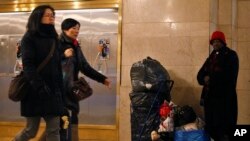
[129,92,164,107]
[173,105,197,127]
[130,57,173,101]
[131,106,160,141]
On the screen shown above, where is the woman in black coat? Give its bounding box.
[197,31,239,141]
[59,18,111,141]
[13,5,64,141]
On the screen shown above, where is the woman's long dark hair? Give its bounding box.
[26,5,56,35]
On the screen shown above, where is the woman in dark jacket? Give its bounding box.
[59,18,111,141]
[13,5,64,141]
[197,31,239,141]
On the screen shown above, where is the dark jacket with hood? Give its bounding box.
[59,33,107,114]
[21,24,64,117]
[197,45,239,136]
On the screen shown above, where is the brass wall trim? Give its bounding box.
[0,1,122,140]
[0,0,120,12]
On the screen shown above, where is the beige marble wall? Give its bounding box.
[237,0,250,124]
[120,0,210,140]
[218,0,234,48]
[120,0,250,140]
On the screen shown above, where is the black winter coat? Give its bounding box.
[21,25,64,117]
[59,33,107,114]
[197,46,239,136]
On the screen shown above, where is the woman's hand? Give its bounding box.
[64,48,74,58]
[104,78,111,89]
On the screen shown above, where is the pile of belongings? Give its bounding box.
[151,104,210,141]
[130,57,173,141]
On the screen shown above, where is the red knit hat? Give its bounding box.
[210,31,226,45]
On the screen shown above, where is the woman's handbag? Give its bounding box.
[8,41,56,102]
[8,72,29,101]
[72,77,93,101]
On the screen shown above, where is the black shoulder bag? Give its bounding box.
[8,41,56,102]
